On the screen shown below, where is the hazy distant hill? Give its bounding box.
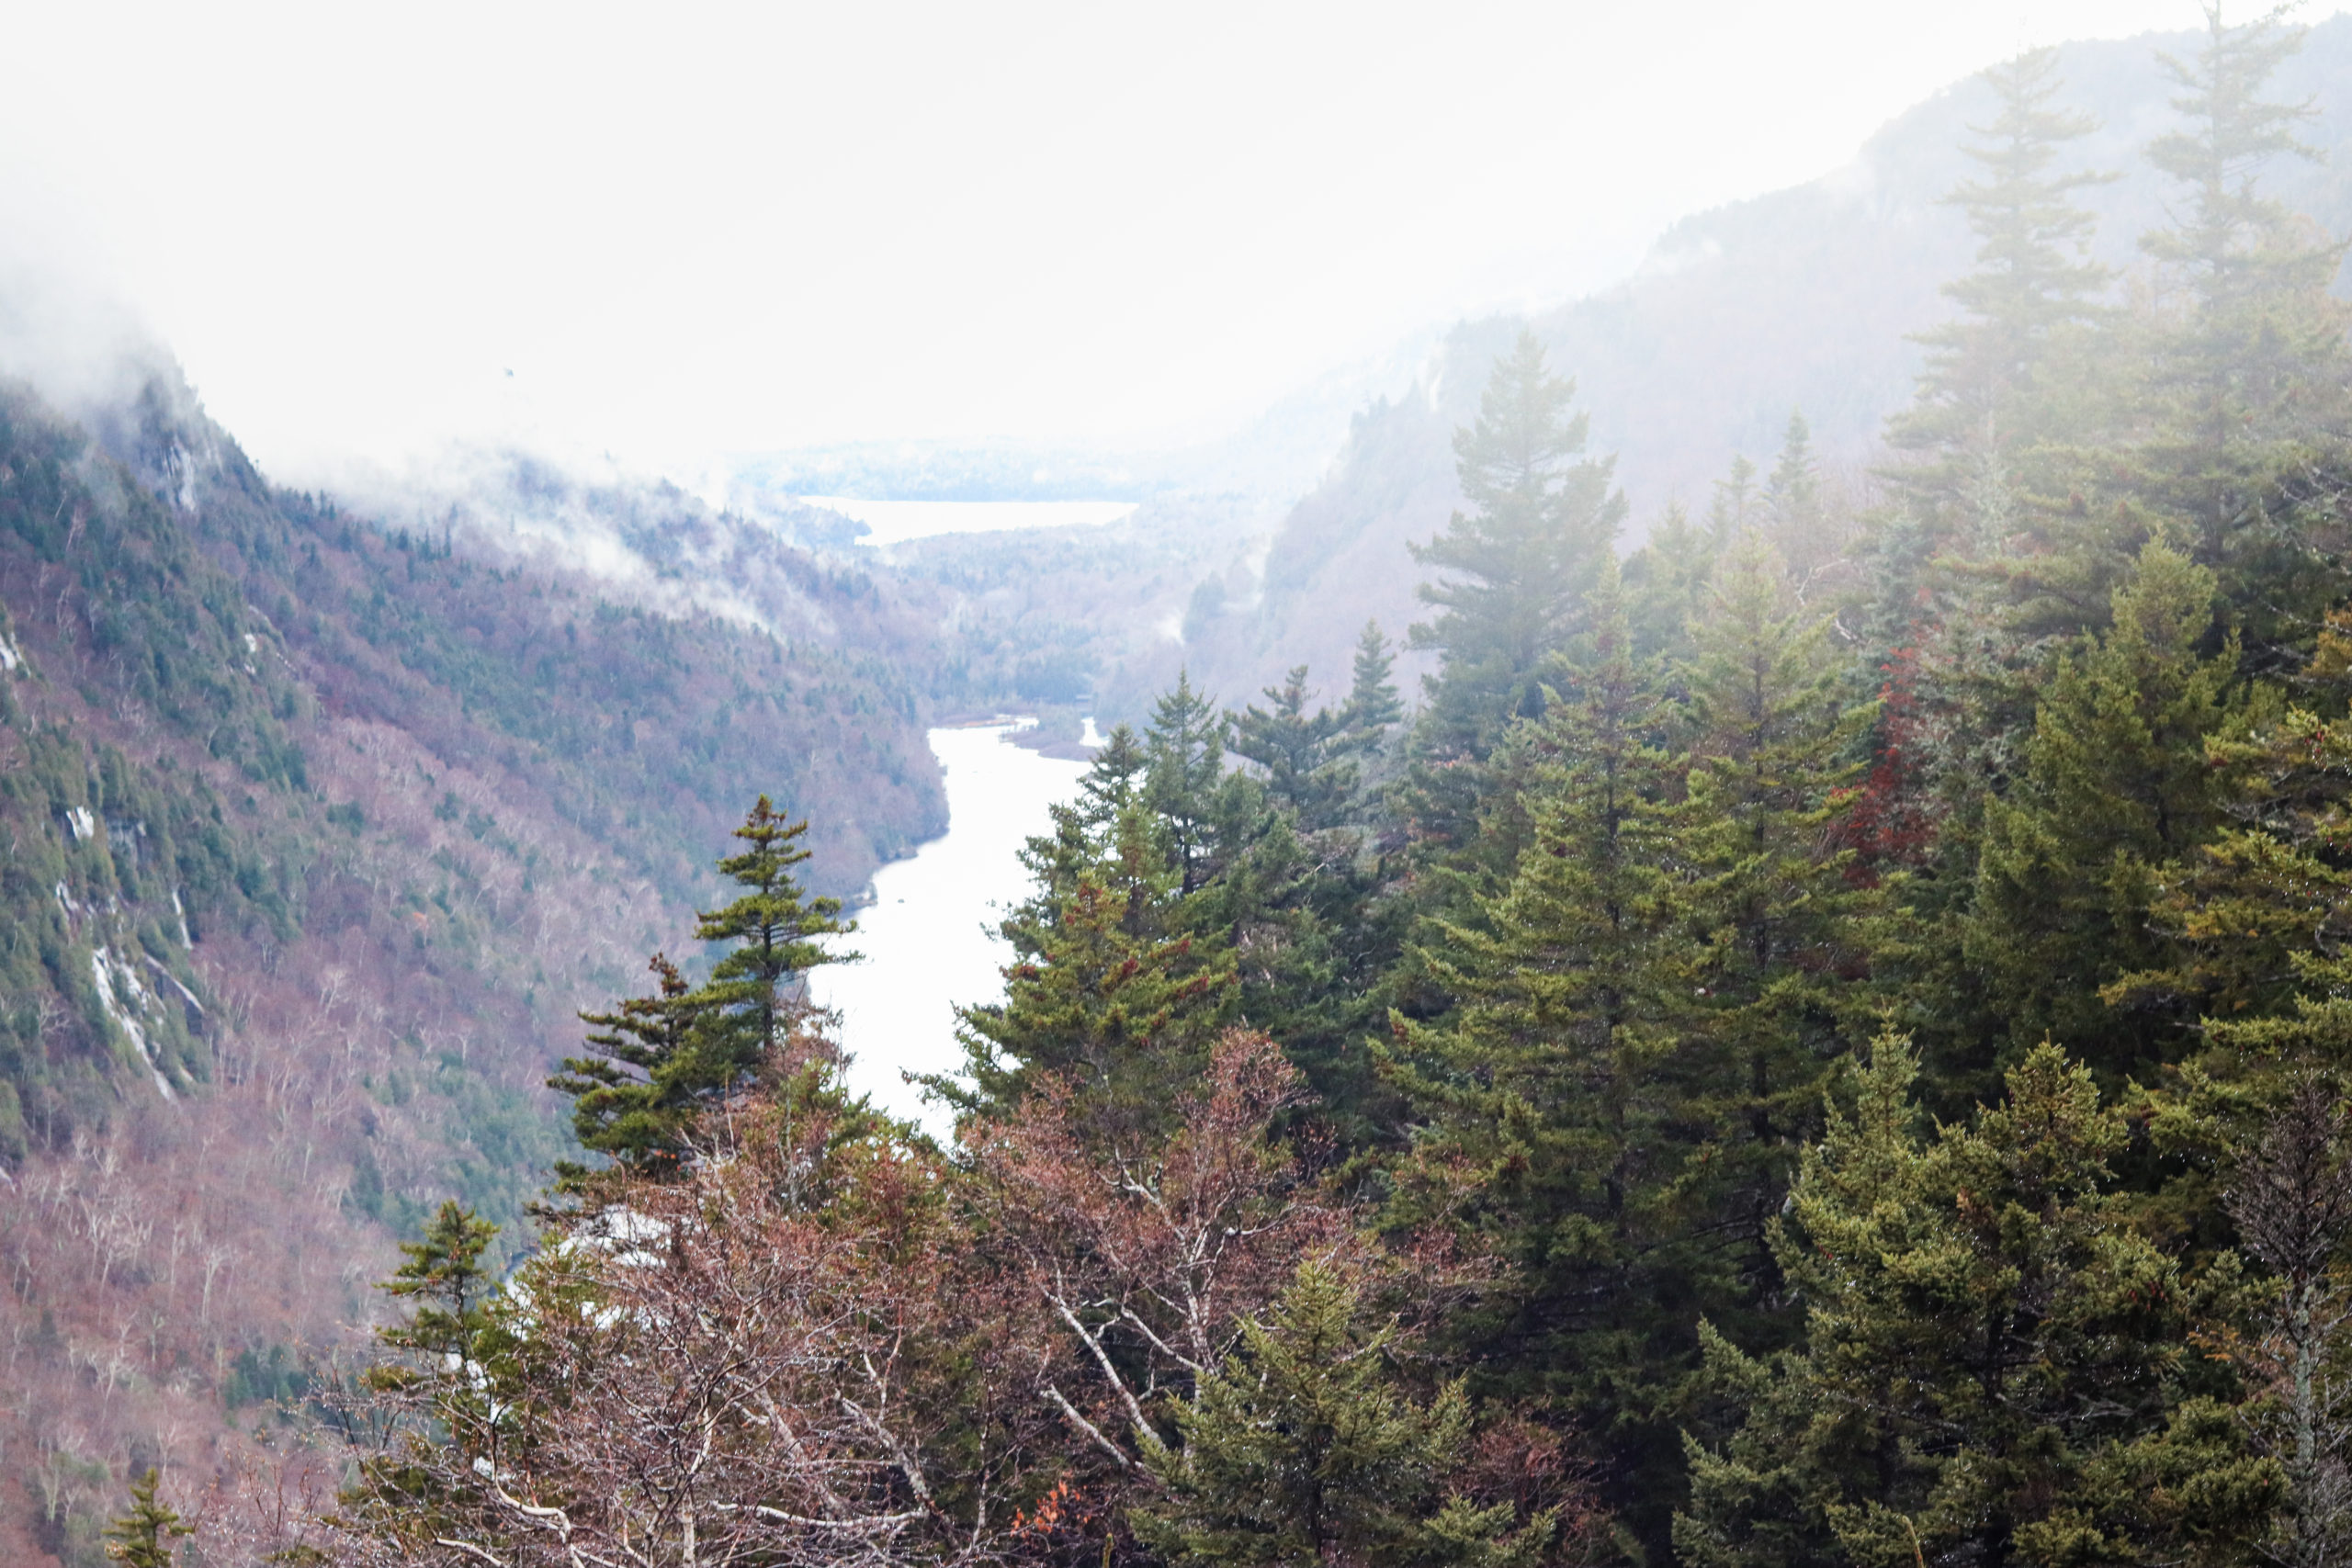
[1140,17,2352,721]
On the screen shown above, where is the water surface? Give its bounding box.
[814,724,1088,1133]
[800,496,1137,546]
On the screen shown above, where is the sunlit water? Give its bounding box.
[812,723,1091,1134]
[799,496,1137,546]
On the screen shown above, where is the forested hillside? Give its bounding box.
[0,363,945,1562]
[188,13,2352,1568]
[1156,14,2352,725]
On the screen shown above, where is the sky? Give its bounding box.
[0,0,2327,486]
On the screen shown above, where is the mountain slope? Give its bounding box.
[1154,17,2352,715]
[0,365,946,1565]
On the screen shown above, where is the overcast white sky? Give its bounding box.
[0,1,2323,484]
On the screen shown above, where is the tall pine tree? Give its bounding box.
[1387,554,1709,1546]
[1409,330,1627,763]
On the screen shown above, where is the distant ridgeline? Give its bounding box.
[1151,14,2352,724]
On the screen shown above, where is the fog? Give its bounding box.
[0,0,2283,489]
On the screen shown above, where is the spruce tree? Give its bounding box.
[1762,412,1820,547]
[548,796,854,1175]
[1678,1038,2272,1568]
[1623,500,1719,661]
[1136,1262,1556,1568]
[1081,720,1150,829]
[548,953,707,1180]
[951,799,1236,1137]
[347,1200,527,1550]
[694,794,854,1068]
[1147,671,1227,895]
[1343,620,1405,738]
[1966,538,2237,1080]
[103,1470,191,1568]
[1409,329,1627,762]
[376,1200,503,1371]
[1386,553,1705,1542]
[1672,527,1874,1303]
[2137,3,2352,651]
[1230,666,1352,829]
[1708,455,1761,549]
[1887,45,2112,498]
[2226,1080,2352,1568]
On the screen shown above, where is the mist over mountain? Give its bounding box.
[1147,16,2352,719]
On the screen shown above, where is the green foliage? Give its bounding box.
[550,795,854,1178]
[1679,1039,2275,1568]
[1966,538,2238,1077]
[1385,557,1705,1520]
[1668,528,1876,1274]
[1230,666,1355,830]
[951,783,1237,1139]
[101,1468,190,1568]
[2135,6,2352,652]
[549,953,707,1179]
[344,1201,536,1553]
[1344,620,1406,737]
[1409,329,1628,763]
[695,794,854,1069]
[1887,44,2113,494]
[1148,670,1228,895]
[1138,1262,1558,1568]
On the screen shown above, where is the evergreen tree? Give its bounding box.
[1858,50,2119,1077]
[1344,619,1406,739]
[2114,619,2352,1156]
[1148,671,1227,895]
[1966,539,2237,1080]
[1887,46,2113,496]
[1230,666,1353,829]
[1081,720,1150,829]
[1623,501,1719,661]
[548,796,854,1175]
[548,953,707,1180]
[1672,528,1874,1300]
[2226,1080,2352,1568]
[1708,455,1761,549]
[103,1470,190,1568]
[950,799,1237,1138]
[2138,3,2352,650]
[376,1199,503,1371]
[344,1201,532,1557]
[1762,412,1820,547]
[1386,554,1705,1544]
[1678,1038,2272,1568]
[1136,1262,1557,1568]
[695,794,854,1068]
[1409,330,1627,761]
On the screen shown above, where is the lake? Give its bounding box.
[799,496,1138,547]
[812,722,1091,1134]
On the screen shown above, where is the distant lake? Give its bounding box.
[799,496,1138,546]
[812,723,1091,1134]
